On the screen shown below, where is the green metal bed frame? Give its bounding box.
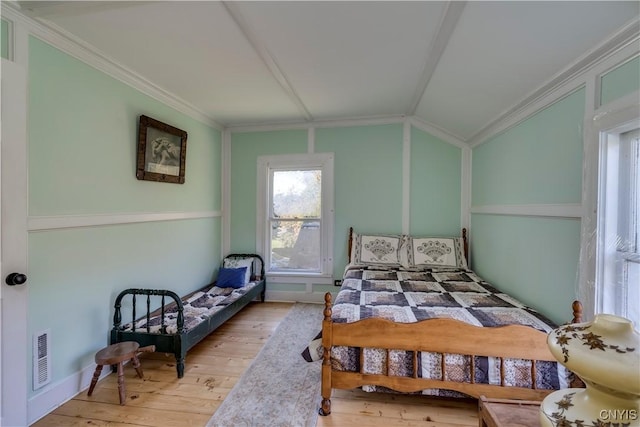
[110,254,265,378]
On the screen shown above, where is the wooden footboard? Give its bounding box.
[319,293,582,416]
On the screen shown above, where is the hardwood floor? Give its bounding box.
[32,302,478,427]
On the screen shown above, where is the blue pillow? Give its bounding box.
[216,267,248,288]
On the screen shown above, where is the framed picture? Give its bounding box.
[136,115,188,184]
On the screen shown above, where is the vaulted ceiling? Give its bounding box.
[15,1,640,142]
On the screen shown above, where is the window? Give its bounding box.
[257,154,334,279]
[598,128,640,327]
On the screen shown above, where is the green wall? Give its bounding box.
[1,18,8,60]
[27,37,221,396]
[28,219,220,385]
[316,124,404,276]
[229,130,307,253]
[230,123,463,283]
[472,89,584,206]
[29,37,221,215]
[16,14,640,415]
[470,215,581,324]
[409,126,461,236]
[471,55,639,324]
[471,89,585,324]
[600,56,640,106]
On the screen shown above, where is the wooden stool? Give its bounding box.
[87,341,155,405]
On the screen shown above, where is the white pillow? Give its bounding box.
[405,236,467,269]
[223,258,253,284]
[351,233,403,266]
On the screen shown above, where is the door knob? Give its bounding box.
[5,273,27,286]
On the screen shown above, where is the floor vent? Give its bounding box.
[33,329,51,390]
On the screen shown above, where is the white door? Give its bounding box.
[1,57,29,427]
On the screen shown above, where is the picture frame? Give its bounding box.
[136,115,188,184]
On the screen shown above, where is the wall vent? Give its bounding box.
[33,329,51,390]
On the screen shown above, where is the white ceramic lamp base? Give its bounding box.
[540,314,639,427]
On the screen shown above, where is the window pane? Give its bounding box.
[602,129,640,328]
[270,220,320,271]
[258,153,333,277]
[626,260,639,327]
[272,170,321,219]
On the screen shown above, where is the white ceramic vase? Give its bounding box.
[540,314,640,427]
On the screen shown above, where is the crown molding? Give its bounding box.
[409,116,467,148]
[1,4,222,130]
[226,114,406,133]
[5,4,637,144]
[469,17,640,148]
[226,113,469,150]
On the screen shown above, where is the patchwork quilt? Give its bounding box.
[307,265,570,396]
[122,282,258,334]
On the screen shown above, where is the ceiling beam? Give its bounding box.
[222,1,313,122]
[406,1,466,116]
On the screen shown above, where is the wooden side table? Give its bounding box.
[478,396,541,427]
[87,341,155,405]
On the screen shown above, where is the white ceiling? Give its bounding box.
[15,1,640,141]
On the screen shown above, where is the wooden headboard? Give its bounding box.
[347,227,469,263]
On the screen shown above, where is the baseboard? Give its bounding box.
[28,362,110,425]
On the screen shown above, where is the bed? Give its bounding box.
[316,228,582,416]
[110,253,266,378]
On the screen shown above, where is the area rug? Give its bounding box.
[206,303,323,427]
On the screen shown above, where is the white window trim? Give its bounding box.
[256,153,334,282]
[580,93,640,321]
[598,128,640,319]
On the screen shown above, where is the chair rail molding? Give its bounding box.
[28,211,221,232]
[470,204,582,219]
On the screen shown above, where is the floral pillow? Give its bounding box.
[405,236,467,269]
[351,233,404,266]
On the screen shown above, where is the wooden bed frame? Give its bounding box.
[319,228,582,415]
[110,254,265,378]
